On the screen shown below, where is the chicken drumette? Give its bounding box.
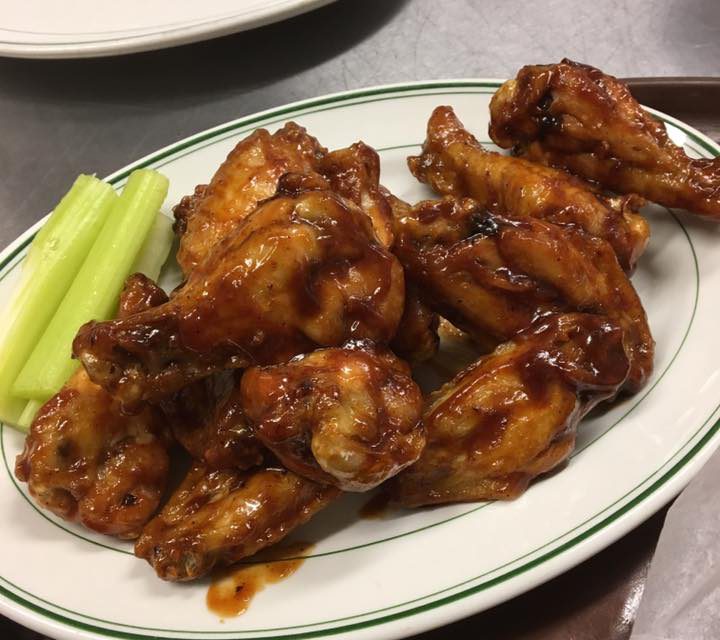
[489,59,720,218]
[74,181,405,407]
[135,463,338,581]
[392,196,653,391]
[409,105,649,271]
[389,313,629,506]
[15,274,171,539]
[241,341,425,491]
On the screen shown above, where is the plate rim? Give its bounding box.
[1,78,719,640]
[0,0,336,59]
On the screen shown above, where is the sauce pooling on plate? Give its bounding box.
[206,542,315,618]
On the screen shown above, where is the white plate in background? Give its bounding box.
[0,0,335,59]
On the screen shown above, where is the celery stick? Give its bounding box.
[16,400,44,432]
[130,212,174,281]
[13,170,169,402]
[0,176,116,427]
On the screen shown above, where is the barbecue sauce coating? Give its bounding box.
[73,186,405,408]
[135,464,338,581]
[408,105,649,272]
[489,59,720,218]
[391,196,653,391]
[15,274,171,539]
[241,341,425,491]
[389,313,630,506]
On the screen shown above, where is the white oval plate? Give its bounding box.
[2,81,720,640]
[0,0,335,59]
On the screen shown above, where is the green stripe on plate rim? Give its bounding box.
[0,80,718,639]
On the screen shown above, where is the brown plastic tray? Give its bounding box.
[626,77,720,143]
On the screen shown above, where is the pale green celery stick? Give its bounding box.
[16,400,44,432]
[0,176,116,428]
[130,212,174,281]
[13,169,169,402]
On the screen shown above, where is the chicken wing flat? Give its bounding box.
[409,105,649,271]
[389,313,629,506]
[135,463,338,581]
[161,371,262,471]
[241,341,425,491]
[74,183,405,407]
[174,122,326,275]
[15,274,170,539]
[489,59,720,218]
[392,196,653,391]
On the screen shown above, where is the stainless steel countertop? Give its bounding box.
[1,0,719,247]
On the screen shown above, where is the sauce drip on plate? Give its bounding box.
[206,542,315,618]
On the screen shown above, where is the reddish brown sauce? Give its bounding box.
[206,542,315,618]
[359,492,391,519]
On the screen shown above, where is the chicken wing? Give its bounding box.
[409,105,649,271]
[73,182,404,407]
[15,274,170,539]
[389,313,629,506]
[241,341,425,491]
[392,196,653,391]
[174,122,326,275]
[135,463,338,581]
[489,59,720,218]
[161,370,262,471]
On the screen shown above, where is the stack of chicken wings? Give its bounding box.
[16,60,720,583]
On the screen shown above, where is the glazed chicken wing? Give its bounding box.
[241,341,425,491]
[136,463,338,581]
[389,313,629,506]
[409,105,649,271]
[74,181,405,407]
[174,122,326,275]
[489,59,720,218]
[392,196,653,391]
[15,274,170,539]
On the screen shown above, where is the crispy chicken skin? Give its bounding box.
[15,274,170,539]
[392,197,653,391]
[74,183,405,407]
[174,122,326,275]
[241,341,425,491]
[489,59,720,218]
[409,105,649,271]
[161,371,262,471]
[389,313,629,506]
[135,463,338,581]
